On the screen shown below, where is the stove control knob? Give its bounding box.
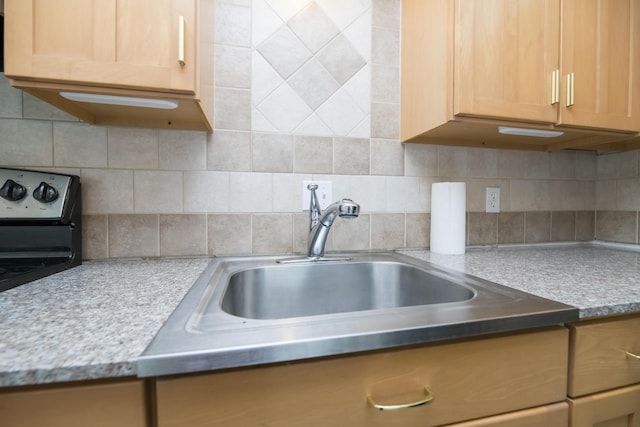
[0,179,27,201]
[33,182,59,203]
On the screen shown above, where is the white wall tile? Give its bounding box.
[81,169,134,214]
[252,132,293,173]
[252,0,284,46]
[214,87,251,130]
[208,130,252,171]
[343,65,371,113]
[229,172,274,212]
[287,59,339,109]
[252,51,285,106]
[184,171,230,213]
[53,122,107,168]
[350,175,386,212]
[467,148,498,178]
[372,0,400,29]
[134,171,183,213]
[294,113,333,136]
[405,144,437,177]
[215,1,252,46]
[108,127,159,169]
[256,84,313,132]
[316,0,370,31]
[343,7,372,62]
[316,89,366,135]
[386,176,420,212]
[371,138,403,176]
[265,0,309,22]
[159,130,207,171]
[596,180,617,210]
[258,26,312,79]
[288,2,340,53]
[0,75,23,119]
[0,119,53,166]
[273,173,311,212]
[215,45,252,89]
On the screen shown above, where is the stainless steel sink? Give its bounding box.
[221,262,475,319]
[138,252,578,377]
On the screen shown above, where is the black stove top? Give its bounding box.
[0,168,81,292]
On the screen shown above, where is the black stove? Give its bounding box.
[0,168,81,292]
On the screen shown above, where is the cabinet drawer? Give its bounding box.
[0,379,148,427]
[448,402,568,427]
[568,315,640,397]
[156,327,568,427]
[568,383,640,427]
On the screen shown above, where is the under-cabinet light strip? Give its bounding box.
[498,126,564,138]
[60,92,179,109]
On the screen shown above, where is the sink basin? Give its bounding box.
[221,262,475,319]
[138,252,578,378]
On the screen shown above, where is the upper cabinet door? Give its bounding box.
[5,0,196,94]
[454,0,560,124]
[559,0,640,132]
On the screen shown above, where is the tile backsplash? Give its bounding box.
[1,0,639,259]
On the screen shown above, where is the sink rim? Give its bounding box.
[137,251,579,378]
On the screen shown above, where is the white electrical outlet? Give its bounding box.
[302,181,332,210]
[485,187,500,213]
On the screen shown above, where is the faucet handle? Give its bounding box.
[307,184,320,229]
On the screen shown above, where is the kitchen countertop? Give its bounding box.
[0,257,212,387]
[1,244,639,387]
[400,243,640,319]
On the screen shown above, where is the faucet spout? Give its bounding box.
[307,198,360,258]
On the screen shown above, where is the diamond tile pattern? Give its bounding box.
[317,34,367,85]
[257,27,313,79]
[288,2,340,53]
[288,59,339,109]
[252,0,371,137]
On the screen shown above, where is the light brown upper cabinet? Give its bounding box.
[401,0,640,151]
[559,0,639,133]
[4,0,214,131]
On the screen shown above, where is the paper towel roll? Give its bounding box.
[430,182,466,255]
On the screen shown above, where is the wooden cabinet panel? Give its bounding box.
[568,383,640,427]
[5,0,196,94]
[0,379,148,427]
[401,0,640,151]
[156,328,568,427]
[4,0,213,131]
[455,0,560,124]
[568,315,640,397]
[448,402,568,427]
[559,0,640,133]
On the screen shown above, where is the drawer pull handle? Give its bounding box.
[626,351,640,360]
[367,387,434,411]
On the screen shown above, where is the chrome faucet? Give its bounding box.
[307,184,360,258]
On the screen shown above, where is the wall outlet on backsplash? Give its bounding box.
[302,181,332,211]
[486,187,501,213]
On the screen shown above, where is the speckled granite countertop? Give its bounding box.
[1,244,639,388]
[400,243,640,318]
[0,257,211,387]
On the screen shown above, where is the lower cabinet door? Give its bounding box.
[447,402,568,426]
[568,383,640,427]
[0,378,148,427]
[155,328,568,427]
